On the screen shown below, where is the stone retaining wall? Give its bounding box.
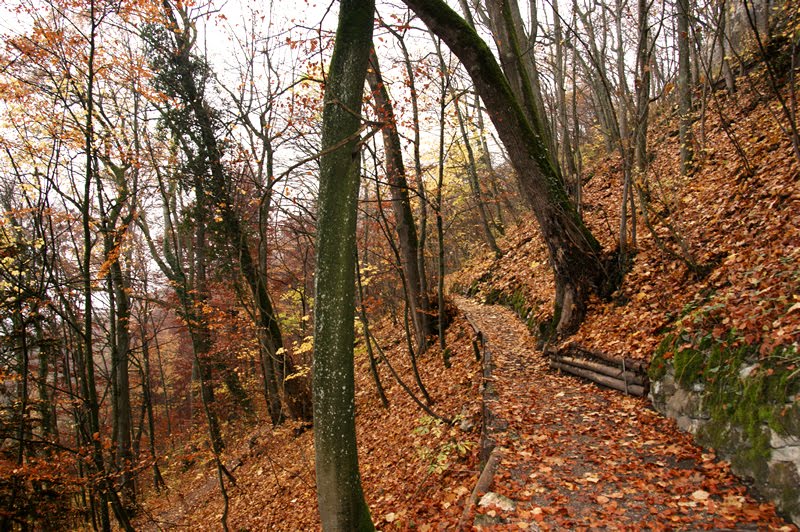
[650,361,800,525]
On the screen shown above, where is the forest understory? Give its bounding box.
[2,0,799,529]
[128,65,799,529]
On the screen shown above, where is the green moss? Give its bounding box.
[656,328,799,466]
[649,333,675,382]
[479,287,550,343]
[704,362,776,464]
[466,279,480,297]
[484,288,501,305]
[673,347,707,387]
[501,289,531,320]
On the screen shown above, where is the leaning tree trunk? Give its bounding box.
[403,0,608,336]
[366,51,434,353]
[160,0,310,423]
[312,0,375,529]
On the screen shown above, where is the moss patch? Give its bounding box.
[491,289,548,340]
[653,330,799,465]
[649,333,675,382]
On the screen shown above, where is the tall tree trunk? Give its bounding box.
[430,31,501,257]
[160,0,310,424]
[139,318,166,491]
[480,0,557,158]
[109,257,134,509]
[459,0,513,231]
[81,3,113,527]
[615,0,634,259]
[403,0,610,336]
[355,258,389,408]
[383,21,432,305]
[366,50,433,353]
[191,184,225,453]
[678,0,694,174]
[34,323,55,442]
[474,94,512,233]
[552,0,580,199]
[435,35,449,361]
[572,0,621,150]
[95,161,136,510]
[452,90,502,257]
[570,39,584,212]
[312,0,375,528]
[634,0,652,175]
[139,150,225,452]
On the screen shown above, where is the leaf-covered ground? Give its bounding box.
[456,296,792,530]
[134,294,795,530]
[133,68,799,530]
[134,314,485,530]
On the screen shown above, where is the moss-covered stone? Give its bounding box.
[776,401,800,435]
[673,347,707,387]
[649,334,675,382]
[768,461,800,520]
[650,328,800,524]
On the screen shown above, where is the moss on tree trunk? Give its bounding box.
[402,0,610,336]
[312,0,375,529]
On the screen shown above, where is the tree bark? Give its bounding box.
[312,0,375,528]
[139,320,166,491]
[430,33,501,257]
[402,0,608,335]
[435,37,449,359]
[614,0,634,258]
[452,90,502,257]
[634,0,652,176]
[109,255,135,509]
[366,50,433,353]
[678,0,694,174]
[481,0,557,158]
[552,0,580,198]
[81,3,114,527]
[356,258,389,408]
[381,20,432,306]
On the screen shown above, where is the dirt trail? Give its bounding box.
[454,296,793,530]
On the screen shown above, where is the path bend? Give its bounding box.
[454,296,792,530]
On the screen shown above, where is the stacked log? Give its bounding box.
[546,343,649,397]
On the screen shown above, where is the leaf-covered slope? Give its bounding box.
[134,313,485,530]
[452,70,799,361]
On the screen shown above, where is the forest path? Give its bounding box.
[453,296,792,530]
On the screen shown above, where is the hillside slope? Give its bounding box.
[134,314,485,530]
[131,64,799,532]
[453,69,799,363]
